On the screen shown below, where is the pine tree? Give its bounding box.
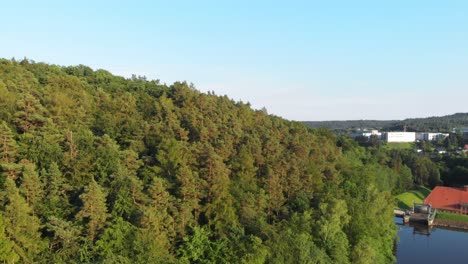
[136,177,175,263]
[0,122,17,164]
[46,216,81,260]
[0,122,20,180]
[265,165,285,219]
[176,165,202,236]
[0,81,16,123]
[0,214,19,264]
[201,146,238,236]
[76,179,108,241]
[92,134,121,185]
[13,93,48,133]
[42,162,71,218]
[1,177,44,262]
[19,161,43,213]
[0,121,21,184]
[95,217,137,263]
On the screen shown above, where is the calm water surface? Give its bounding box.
[395,218,468,263]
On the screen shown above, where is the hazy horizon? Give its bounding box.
[2,1,467,121]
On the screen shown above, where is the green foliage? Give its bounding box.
[42,162,71,219]
[0,121,17,164]
[316,198,350,263]
[0,214,19,264]
[95,217,138,263]
[384,142,414,150]
[0,81,16,123]
[76,179,108,241]
[178,226,230,263]
[45,216,81,261]
[0,59,400,263]
[1,177,45,262]
[412,157,441,187]
[265,212,331,264]
[437,155,468,186]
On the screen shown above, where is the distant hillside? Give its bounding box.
[303,113,468,132]
[303,120,398,130]
[389,113,468,132]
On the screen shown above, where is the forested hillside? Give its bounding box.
[304,113,468,132]
[0,59,397,263]
[303,120,398,131]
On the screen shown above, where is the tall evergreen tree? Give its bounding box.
[13,93,48,133]
[0,122,17,164]
[136,177,175,263]
[201,146,238,236]
[0,214,19,264]
[42,162,71,219]
[0,122,21,182]
[1,177,44,262]
[76,179,108,241]
[18,161,43,213]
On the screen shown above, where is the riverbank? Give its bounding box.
[433,219,468,230]
[434,212,468,230]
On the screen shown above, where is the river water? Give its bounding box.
[395,217,468,263]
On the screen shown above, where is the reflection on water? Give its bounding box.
[395,217,468,264]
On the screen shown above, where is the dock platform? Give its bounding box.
[394,203,437,226]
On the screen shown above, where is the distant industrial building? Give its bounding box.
[383,132,415,143]
[416,132,449,141]
[453,127,468,134]
[351,130,381,138]
[352,130,449,143]
[453,128,468,140]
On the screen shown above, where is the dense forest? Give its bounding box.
[0,59,408,263]
[304,113,468,132]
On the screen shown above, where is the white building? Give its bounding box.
[416,132,425,141]
[453,128,468,134]
[416,132,449,141]
[352,130,449,143]
[382,132,416,143]
[426,133,449,141]
[351,130,382,139]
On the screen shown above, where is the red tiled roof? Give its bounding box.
[424,186,468,211]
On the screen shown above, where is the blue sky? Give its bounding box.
[1,0,467,121]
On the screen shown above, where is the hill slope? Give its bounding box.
[0,59,396,263]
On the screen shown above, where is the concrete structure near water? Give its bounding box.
[394,203,437,226]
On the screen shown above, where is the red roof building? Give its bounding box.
[424,186,468,214]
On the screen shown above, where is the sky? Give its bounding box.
[1,0,467,121]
